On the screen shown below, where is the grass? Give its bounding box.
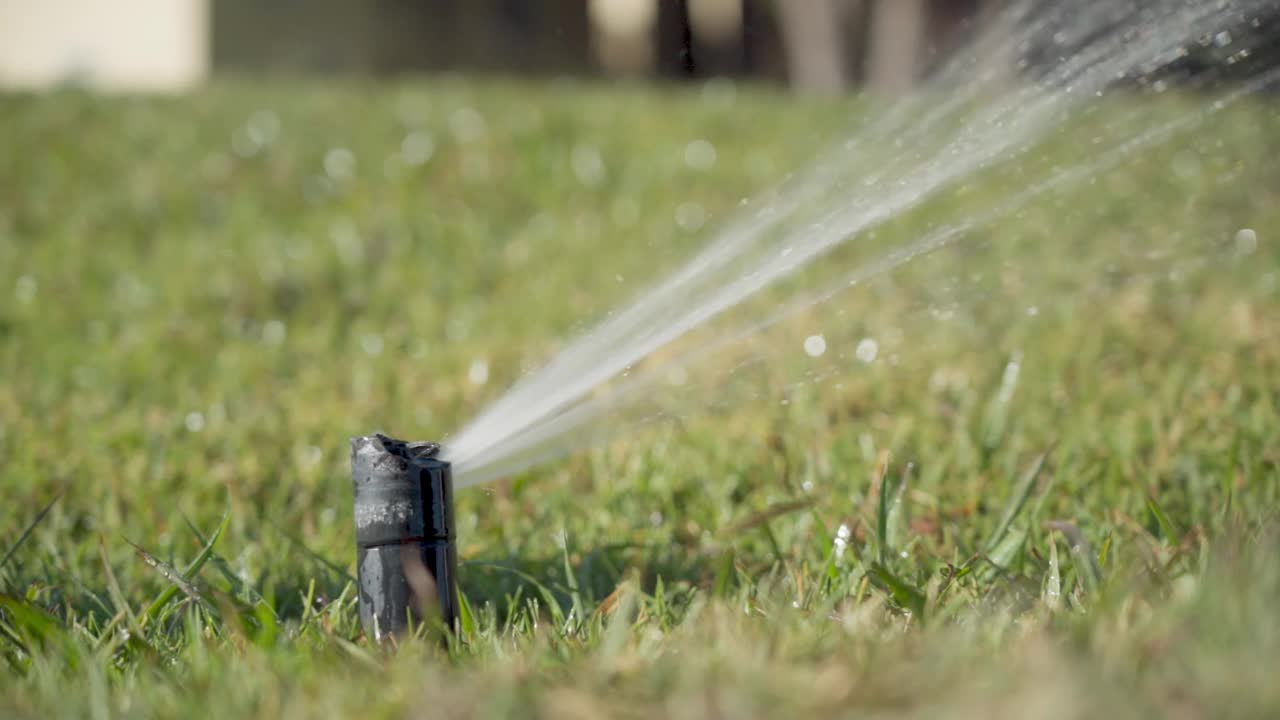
[1,76,1278,718]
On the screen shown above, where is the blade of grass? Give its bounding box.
[875,451,892,566]
[268,519,356,584]
[97,539,146,644]
[0,492,62,573]
[126,539,208,608]
[1045,520,1101,594]
[984,449,1052,552]
[886,462,913,559]
[182,514,275,619]
[1146,495,1180,545]
[139,509,230,623]
[868,563,926,618]
[981,527,1028,582]
[0,594,66,651]
[1043,530,1062,611]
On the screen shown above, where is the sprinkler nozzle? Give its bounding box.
[351,433,458,642]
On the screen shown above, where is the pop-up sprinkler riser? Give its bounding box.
[351,433,458,641]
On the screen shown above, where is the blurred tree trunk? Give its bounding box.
[866,0,926,94]
[776,0,851,94]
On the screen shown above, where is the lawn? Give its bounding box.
[1,77,1278,718]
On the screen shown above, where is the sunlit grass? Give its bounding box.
[1,78,1278,718]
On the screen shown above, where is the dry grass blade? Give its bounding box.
[726,499,815,534]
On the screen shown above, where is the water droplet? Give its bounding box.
[14,275,37,304]
[324,148,356,182]
[833,523,850,558]
[684,139,717,171]
[571,143,606,187]
[231,129,260,158]
[855,338,878,364]
[1235,228,1258,255]
[360,334,384,356]
[330,220,363,266]
[675,202,706,232]
[401,131,435,166]
[468,358,490,386]
[247,110,280,146]
[1214,30,1233,48]
[262,320,287,346]
[804,335,827,358]
[303,445,323,468]
[184,412,205,433]
[450,106,486,143]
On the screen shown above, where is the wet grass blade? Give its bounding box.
[182,515,273,615]
[1045,520,1102,594]
[139,509,230,623]
[127,539,207,607]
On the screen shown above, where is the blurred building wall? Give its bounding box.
[212,0,592,76]
[0,0,208,92]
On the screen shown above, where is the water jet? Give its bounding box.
[351,433,458,641]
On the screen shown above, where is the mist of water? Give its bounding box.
[444,0,1278,487]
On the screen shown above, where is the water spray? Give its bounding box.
[351,434,458,641]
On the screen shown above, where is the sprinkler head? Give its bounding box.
[351,433,458,642]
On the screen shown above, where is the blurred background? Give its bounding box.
[3,0,1278,95]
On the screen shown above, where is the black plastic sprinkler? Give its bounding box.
[351,433,458,642]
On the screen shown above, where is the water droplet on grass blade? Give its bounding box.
[804,335,827,358]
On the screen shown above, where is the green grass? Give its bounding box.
[1,77,1278,718]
